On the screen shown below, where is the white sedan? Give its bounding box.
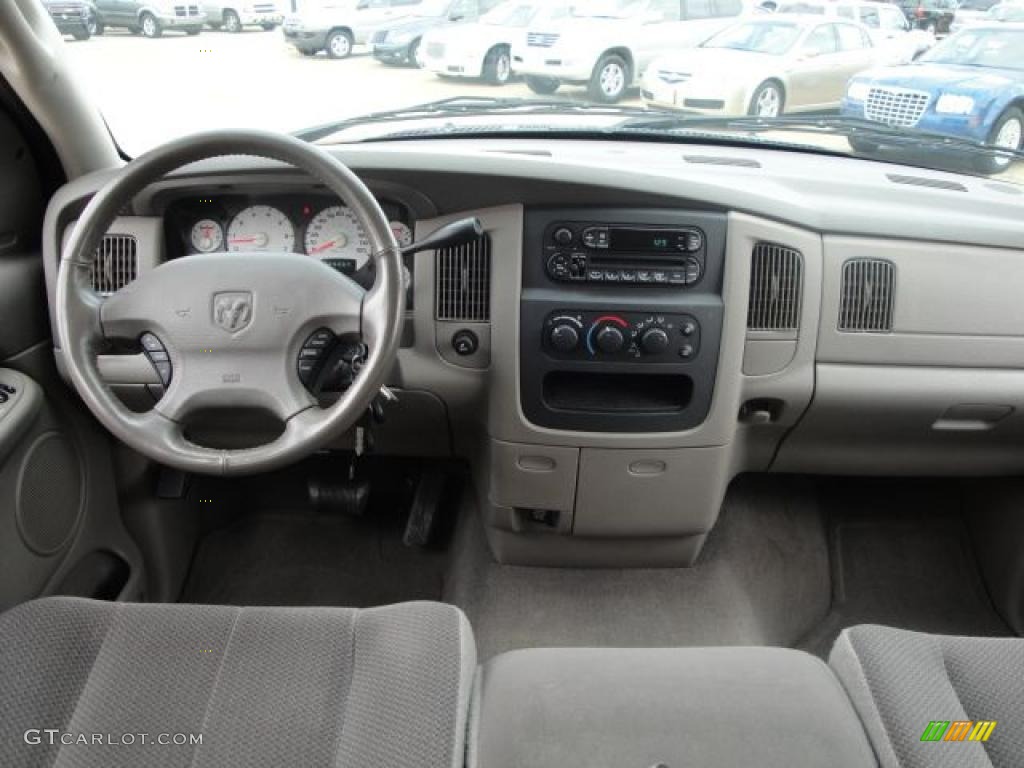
[642,15,882,117]
[420,0,567,85]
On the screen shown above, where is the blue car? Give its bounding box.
[841,23,1024,172]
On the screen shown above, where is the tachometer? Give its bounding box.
[304,206,372,269]
[190,218,224,253]
[226,205,295,252]
[390,221,413,248]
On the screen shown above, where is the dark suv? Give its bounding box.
[42,0,98,40]
[898,0,955,33]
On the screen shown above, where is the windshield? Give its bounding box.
[413,0,453,17]
[58,0,1024,183]
[919,27,1024,69]
[702,21,803,54]
[569,0,645,19]
[482,2,542,26]
[987,3,1024,21]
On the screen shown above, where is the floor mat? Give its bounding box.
[181,512,447,607]
[446,475,833,661]
[797,478,1012,657]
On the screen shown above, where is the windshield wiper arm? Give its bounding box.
[615,114,1024,160]
[294,96,674,142]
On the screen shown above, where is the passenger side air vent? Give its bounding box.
[435,233,491,322]
[747,243,802,331]
[839,258,895,333]
[90,234,138,295]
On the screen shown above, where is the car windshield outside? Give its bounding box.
[701,19,803,53]
[921,26,1024,68]
[54,0,1024,182]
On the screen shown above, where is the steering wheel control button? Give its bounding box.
[139,333,172,386]
[297,328,338,387]
[452,330,479,357]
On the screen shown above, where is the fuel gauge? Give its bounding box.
[190,218,224,253]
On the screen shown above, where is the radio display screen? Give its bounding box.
[610,228,680,252]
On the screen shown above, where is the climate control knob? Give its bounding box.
[594,324,626,354]
[640,327,670,354]
[549,323,581,353]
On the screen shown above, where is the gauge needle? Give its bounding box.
[229,237,258,244]
[310,240,337,254]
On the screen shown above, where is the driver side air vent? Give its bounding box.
[747,243,802,331]
[90,234,138,295]
[435,233,491,322]
[839,258,895,332]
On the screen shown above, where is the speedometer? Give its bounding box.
[304,206,371,270]
[227,205,295,252]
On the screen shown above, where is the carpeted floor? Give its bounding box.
[178,470,1012,661]
[445,475,833,660]
[796,478,1012,657]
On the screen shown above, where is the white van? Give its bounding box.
[512,0,746,102]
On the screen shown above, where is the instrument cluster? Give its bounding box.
[165,194,415,278]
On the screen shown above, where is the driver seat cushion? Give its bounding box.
[0,597,476,768]
[829,624,1024,768]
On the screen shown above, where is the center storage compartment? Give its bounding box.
[542,371,692,414]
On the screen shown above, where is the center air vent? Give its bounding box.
[839,258,895,332]
[435,233,491,322]
[747,243,802,331]
[90,234,138,295]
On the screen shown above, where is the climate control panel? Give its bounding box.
[543,311,701,363]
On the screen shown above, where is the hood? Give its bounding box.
[856,62,1024,95]
[650,48,781,77]
[426,20,490,43]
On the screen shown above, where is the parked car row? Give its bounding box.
[43,0,285,40]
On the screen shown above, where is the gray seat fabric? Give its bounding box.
[0,597,476,768]
[470,646,878,768]
[829,624,1024,768]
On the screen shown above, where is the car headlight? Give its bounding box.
[935,93,976,115]
[846,81,871,101]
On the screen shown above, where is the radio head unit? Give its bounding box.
[544,222,705,287]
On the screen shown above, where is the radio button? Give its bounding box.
[668,270,686,285]
[553,227,574,246]
[582,227,610,249]
[684,258,702,284]
[603,270,621,282]
[636,270,652,283]
[685,230,704,252]
[620,269,637,282]
[651,270,669,283]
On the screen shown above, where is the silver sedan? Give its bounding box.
[642,15,883,117]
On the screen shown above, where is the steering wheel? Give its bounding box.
[55,131,405,476]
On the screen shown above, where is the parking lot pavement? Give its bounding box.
[65,29,1024,184]
[65,28,616,153]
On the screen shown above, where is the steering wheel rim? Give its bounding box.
[55,130,405,476]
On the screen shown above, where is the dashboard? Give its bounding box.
[39,137,1024,567]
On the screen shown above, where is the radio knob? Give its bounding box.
[594,324,625,354]
[553,227,573,246]
[549,323,580,353]
[640,327,670,354]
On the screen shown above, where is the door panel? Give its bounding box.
[0,84,144,610]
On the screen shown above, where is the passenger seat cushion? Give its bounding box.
[829,624,1024,768]
[0,597,476,768]
[470,646,877,768]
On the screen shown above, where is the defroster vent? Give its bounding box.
[839,258,895,332]
[435,233,491,322]
[747,243,802,331]
[90,234,138,295]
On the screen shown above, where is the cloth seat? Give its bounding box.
[829,624,1024,768]
[0,597,475,768]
